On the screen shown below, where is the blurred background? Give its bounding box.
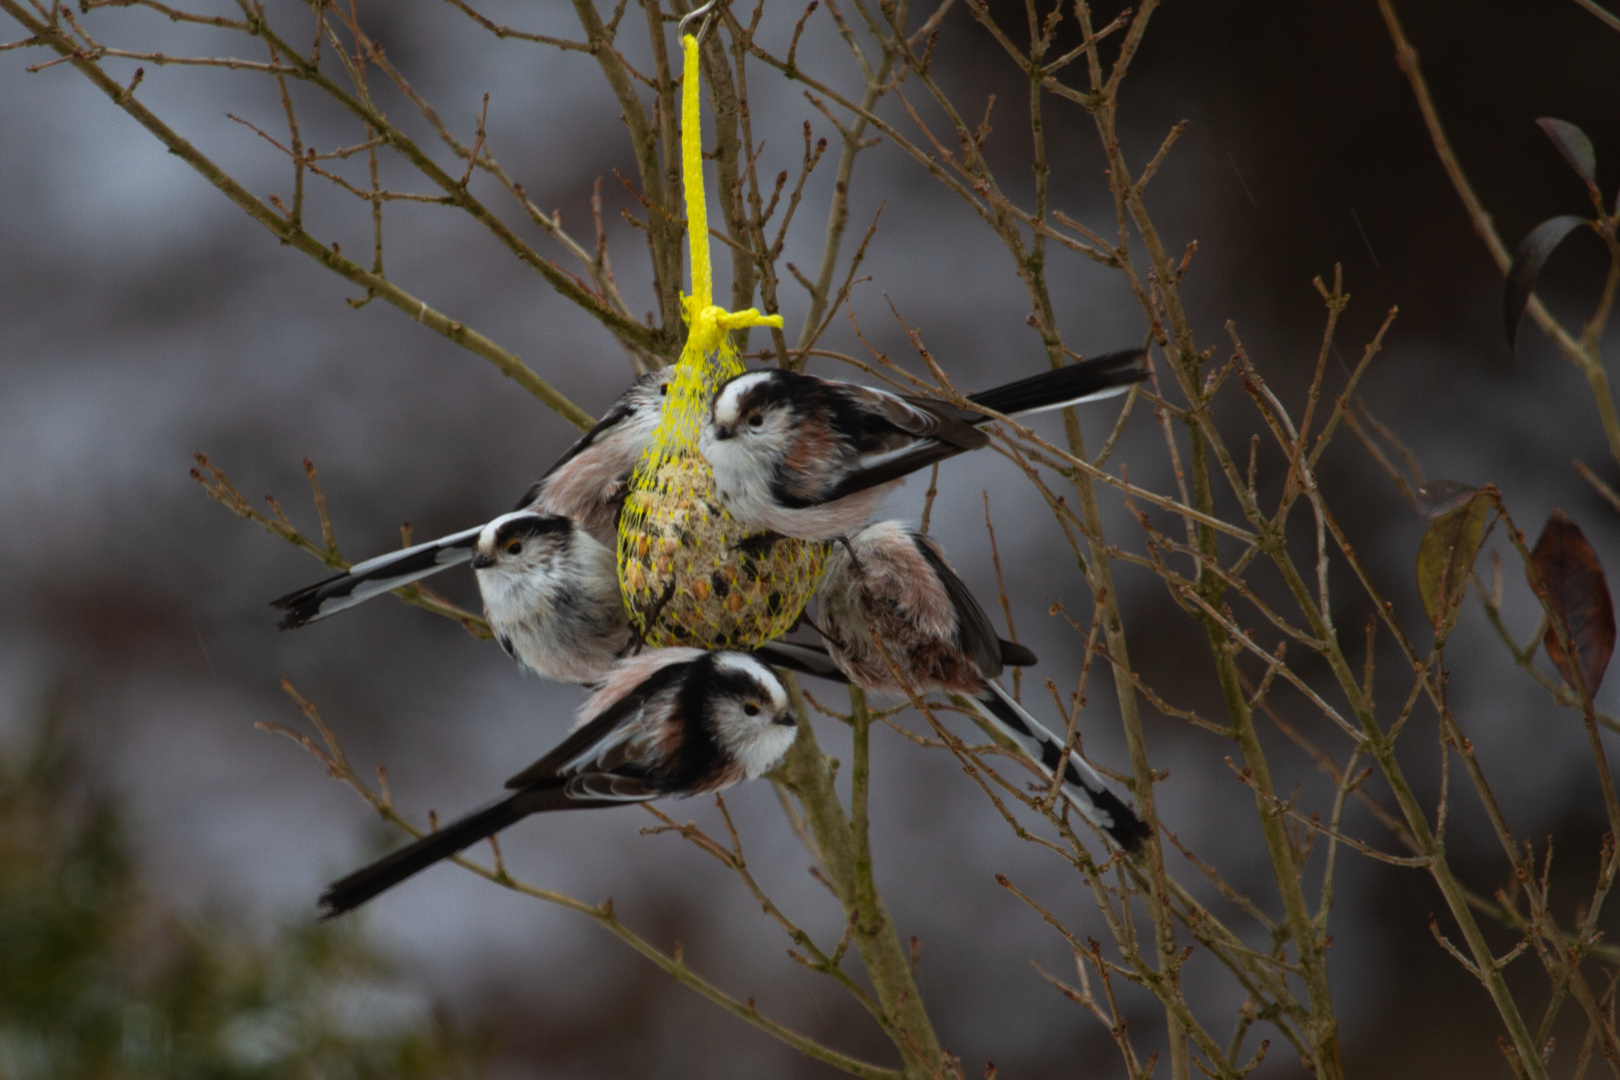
[1,1,1618,1076]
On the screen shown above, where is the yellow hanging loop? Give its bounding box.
[615,29,828,649]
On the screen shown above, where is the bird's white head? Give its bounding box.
[702,651,796,779]
[701,371,807,510]
[472,512,575,582]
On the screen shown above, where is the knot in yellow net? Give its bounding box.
[616,32,828,649]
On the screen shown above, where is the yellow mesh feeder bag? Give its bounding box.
[616,31,828,649]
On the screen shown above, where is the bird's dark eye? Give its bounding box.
[746,414,764,428]
[506,541,522,555]
[660,384,669,396]
[743,702,760,716]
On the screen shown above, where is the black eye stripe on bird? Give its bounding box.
[699,349,1148,542]
[708,651,793,719]
[270,368,671,630]
[490,512,573,549]
[814,521,1151,852]
[317,648,798,918]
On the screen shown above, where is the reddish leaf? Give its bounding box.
[1529,510,1616,697]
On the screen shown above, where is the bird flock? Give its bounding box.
[274,353,1154,917]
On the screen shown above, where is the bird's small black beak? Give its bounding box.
[471,553,495,569]
[712,425,733,441]
[772,712,797,727]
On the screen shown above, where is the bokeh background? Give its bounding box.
[2,1,1618,1076]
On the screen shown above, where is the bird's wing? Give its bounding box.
[911,533,1006,679]
[503,658,694,789]
[512,392,644,511]
[803,386,992,503]
[820,440,966,502]
[844,384,989,452]
[563,772,661,802]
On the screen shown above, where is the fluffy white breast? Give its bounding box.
[698,425,776,521]
[731,720,797,779]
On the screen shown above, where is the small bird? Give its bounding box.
[471,511,631,686]
[459,510,852,687]
[816,521,1150,851]
[319,648,798,916]
[272,368,670,629]
[699,350,1146,541]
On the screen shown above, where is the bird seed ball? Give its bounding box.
[619,452,827,648]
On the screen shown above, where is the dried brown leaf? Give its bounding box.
[1530,509,1616,697]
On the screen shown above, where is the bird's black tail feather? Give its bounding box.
[974,682,1151,851]
[320,794,528,917]
[272,525,483,629]
[832,350,1149,503]
[998,638,1039,668]
[752,638,1032,684]
[967,349,1148,421]
[753,640,850,683]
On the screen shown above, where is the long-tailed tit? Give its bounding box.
[283,492,850,690]
[700,350,1146,541]
[319,648,797,916]
[817,521,1150,851]
[459,510,851,687]
[471,511,631,685]
[272,369,670,629]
